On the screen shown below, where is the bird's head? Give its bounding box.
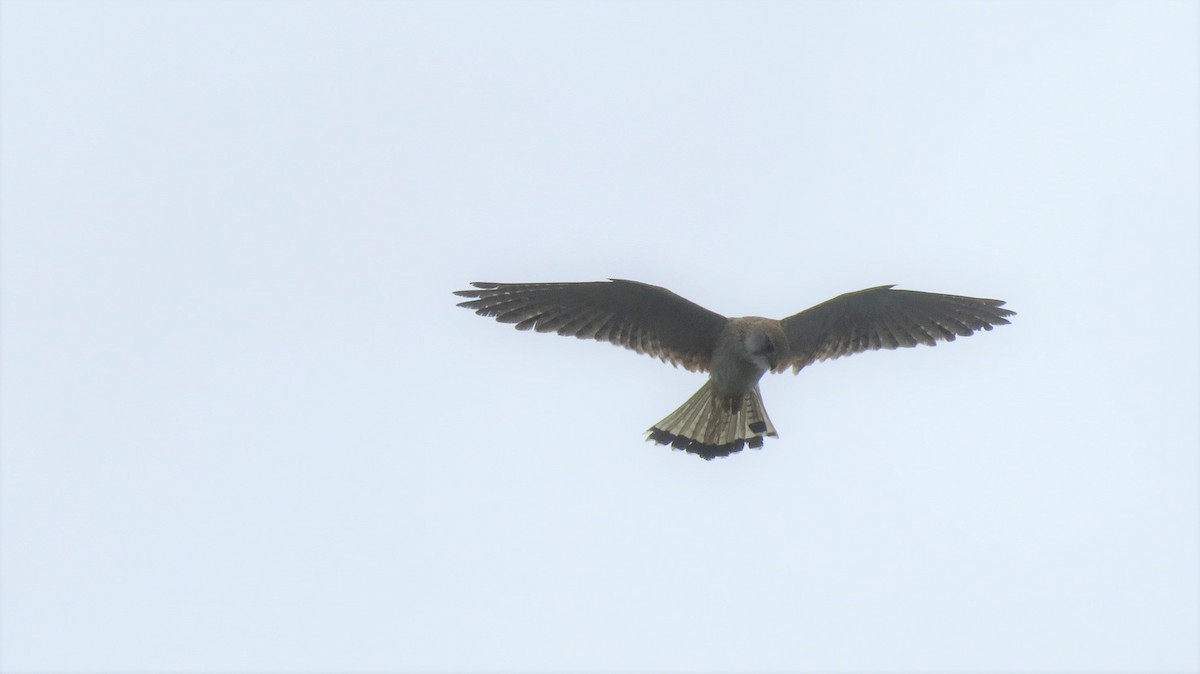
[742,322,789,373]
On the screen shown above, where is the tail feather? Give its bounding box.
[646,381,778,460]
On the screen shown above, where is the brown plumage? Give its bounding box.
[455,280,1014,460]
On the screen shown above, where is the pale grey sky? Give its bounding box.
[2,1,1197,671]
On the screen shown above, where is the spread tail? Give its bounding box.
[646,381,778,460]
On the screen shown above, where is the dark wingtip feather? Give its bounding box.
[452,282,502,299]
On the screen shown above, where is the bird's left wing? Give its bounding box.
[454,280,727,372]
[779,285,1015,373]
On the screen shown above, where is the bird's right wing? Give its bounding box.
[779,285,1015,373]
[454,279,728,372]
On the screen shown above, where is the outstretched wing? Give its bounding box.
[454,279,728,372]
[779,285,1015,373]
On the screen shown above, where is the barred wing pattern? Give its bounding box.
[780,285,1015,373]
[454,280,728,372]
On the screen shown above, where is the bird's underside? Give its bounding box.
[455,279,1015,460]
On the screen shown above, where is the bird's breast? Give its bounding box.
[709,348,768,398]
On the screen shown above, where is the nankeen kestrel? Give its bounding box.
[455,280,1014,460]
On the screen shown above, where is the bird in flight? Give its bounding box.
[454,280,1014,460]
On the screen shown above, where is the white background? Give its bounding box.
[2,1,1197,671]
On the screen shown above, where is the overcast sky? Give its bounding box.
[2,1,1197,672]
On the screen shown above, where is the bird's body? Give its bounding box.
[710,317,787,397]
[454,280,1014,459]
